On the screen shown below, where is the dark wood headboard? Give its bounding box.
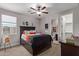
[20,26,35,44]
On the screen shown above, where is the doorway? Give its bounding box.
[51,19,59,44]
[60,13,73,43]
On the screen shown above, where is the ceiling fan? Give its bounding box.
[29,5,48,16]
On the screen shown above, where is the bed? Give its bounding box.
[20,26,52,56]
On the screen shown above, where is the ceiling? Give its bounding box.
[0,3,78,17]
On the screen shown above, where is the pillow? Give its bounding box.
[25,35,30,42]
[22,31,25,34]
[21,30,36,42]
[24,31,29,34]
[29,30,36,34]
[21,33,30,41]
[21,30,30,41]
[29,31,36,34]
[21,33,26,41]
[22,31,28,34]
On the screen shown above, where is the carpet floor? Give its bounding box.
[0,43,61,56]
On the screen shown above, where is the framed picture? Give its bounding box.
[45,24,48,29]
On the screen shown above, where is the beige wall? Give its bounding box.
[39,13,58,35]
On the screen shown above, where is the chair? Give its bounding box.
[3,35,11,51]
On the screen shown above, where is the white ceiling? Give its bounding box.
[0,3,78,16]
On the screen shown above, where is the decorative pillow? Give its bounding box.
[29,31,36,34]
[29,30,36,34]
[22,31,25,34]
[25,35,30,42]
[21,31,30,42]
[24,31,29,34]
[21,33,26,41]
[21,30,36,42]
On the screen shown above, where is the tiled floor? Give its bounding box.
[0,43,61,56]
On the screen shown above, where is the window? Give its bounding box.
[1,15,17,35]
[61,13,73,41]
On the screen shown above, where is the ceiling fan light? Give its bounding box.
[36,11,41,14]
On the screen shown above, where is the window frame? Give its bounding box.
[1,14,17,35]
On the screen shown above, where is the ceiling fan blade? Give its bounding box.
[30,12,36,14]
[30,7,37,11]
[41,6,46,10]
[42,11,48,14]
